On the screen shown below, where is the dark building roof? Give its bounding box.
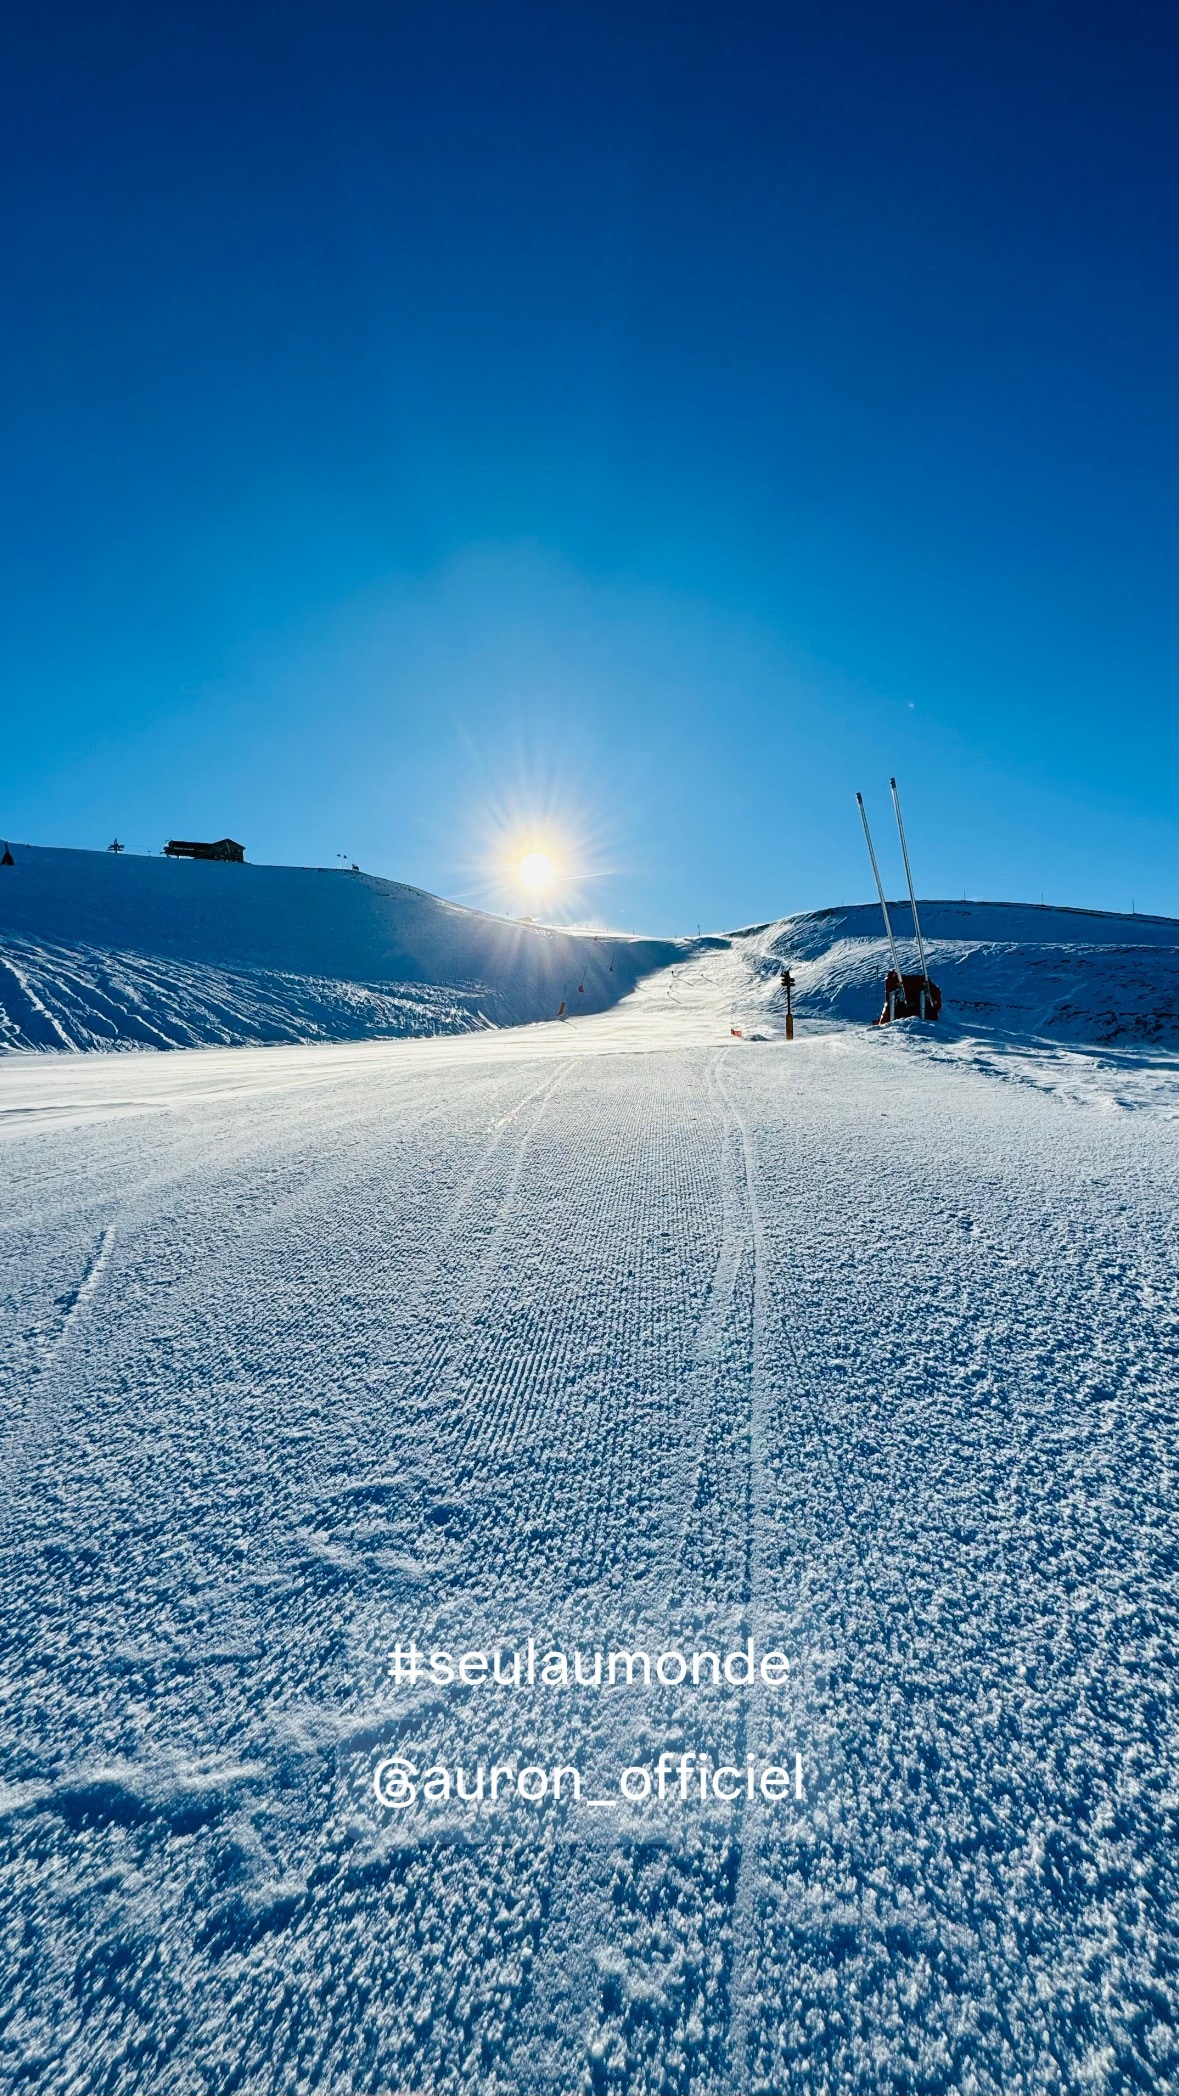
[164,838,245,862]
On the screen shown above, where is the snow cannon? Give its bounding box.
[875,970,942,1025]
[855,781,942,1025]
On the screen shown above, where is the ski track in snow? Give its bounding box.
[1,986,1177,2095]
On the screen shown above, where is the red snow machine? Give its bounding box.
[875,969,942,1025]
[855,779,941,1025]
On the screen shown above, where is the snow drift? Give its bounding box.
[0,844,688,1052]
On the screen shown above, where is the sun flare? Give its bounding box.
[472,783,609,922]
[518,850,554,890]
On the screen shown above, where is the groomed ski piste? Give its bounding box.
[2,847,1178,2094]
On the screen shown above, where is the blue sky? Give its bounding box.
[2,0,1175,930]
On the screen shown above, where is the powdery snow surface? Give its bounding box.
[2,956,1177,2096]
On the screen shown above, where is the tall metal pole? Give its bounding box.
[856,793,905,986]
[889,776,929,985]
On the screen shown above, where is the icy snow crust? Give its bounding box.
[2,945,1178,2096]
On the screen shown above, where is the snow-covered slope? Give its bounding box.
[0,844,688,1051]
[723,899,1179,1046]
[2,846,1175,1055]
[2,1006,1176,2093]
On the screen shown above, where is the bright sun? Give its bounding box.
[518,850,554,890]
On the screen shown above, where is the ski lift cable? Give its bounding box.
[855,793,905,984]
[889,776,929,986]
